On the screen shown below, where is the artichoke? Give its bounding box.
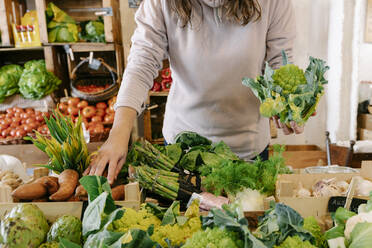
[47,215,82,244]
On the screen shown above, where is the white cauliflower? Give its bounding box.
[344,212,372,239]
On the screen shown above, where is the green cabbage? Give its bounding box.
[0,64,23,102]
[46,3,78,42]
[79,18,105,43]
[242,51,329,125]
[18,59,61,100]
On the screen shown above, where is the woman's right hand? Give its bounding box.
[84,133,128,184]
[83,106,137,184]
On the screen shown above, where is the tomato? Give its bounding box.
[13,112,22,118]
[1,119,11,126]
[9,129,16,137]
[91,116,102,123]
[13,107,23,113]
[5,108,14,115]
[1,128,10,137]
[15,129,26,138]
[67,106,79,116]
[108,96,117,107]
[5,113,13,119]
[89,123,104,134]
[0,124,8,131]
[82,106,96,118]
[77,100,89,110]
[104,114,114,124]
[42,112,50,119]
[12,117,21,124]
[35,114,44,122]
[0,114,4,119]
[10,122,19,128]
[68,97,80,106]
[105,107,114,115]
[28,122,38,130]
[58,103,68,113]
[23,124,33,133]
[25,108,34,114]
[37,125,49,134]
[20,113,30,119]
[95,108,105,117]
[96,102,107,110]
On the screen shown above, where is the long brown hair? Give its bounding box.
[169,0,262,27]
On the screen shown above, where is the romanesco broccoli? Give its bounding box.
[274,236,317,248]
[182,227,243,248]
[272,64,307,95]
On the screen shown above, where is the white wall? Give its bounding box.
[272,0,330,148]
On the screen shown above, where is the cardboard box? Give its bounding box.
[358,114,372,130]
[0,202,83,222]
[359,128,372,140]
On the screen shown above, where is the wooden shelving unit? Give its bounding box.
[149,91,169,97]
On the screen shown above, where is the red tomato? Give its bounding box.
[77,100,89,110]
[15,129,26,138]
[23,124,33,133]
[0,119,10,126]
[67,106,79,116]
[5,113,13,119]
[58,103,68,113]
[105,107,114,115]
[82,106,96,119]
[108,96,117,107]
[12,117,21,123]
[1,128,10,137]
[13,107,23,113]
[67,97,80,106]
[95,108,105,117]
[35,114,44,122]
[28,122,38,130]
[0,114,4,119]
[96,102,107,110]
[91,116,102,123]
[5,109,14,115]
[42,112,50,119]
[89,123,104,134]
[13,112,21,118]
[10,122,19,128]
[9,129,16,137]
[25,108,34,114]
[0,124,8,131]
[20,113,30,119]
[104,114,114,124]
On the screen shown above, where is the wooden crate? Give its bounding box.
[35,0,122,44]
[0,0,26,46]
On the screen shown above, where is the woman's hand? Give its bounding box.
[271,111,316,135]
[83,107,137,184]
[84,135,128,184]
[272,116,304,135]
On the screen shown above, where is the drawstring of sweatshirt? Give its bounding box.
[213,7,223,26]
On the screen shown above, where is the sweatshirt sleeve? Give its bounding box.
[265,0,296,69]
[115,0,168,114]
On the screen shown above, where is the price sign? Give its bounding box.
[365,0,372,42]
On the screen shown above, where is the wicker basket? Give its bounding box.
[70,58,119,103]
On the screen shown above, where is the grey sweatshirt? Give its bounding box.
[116,0,296,159]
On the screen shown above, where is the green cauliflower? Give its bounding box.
[182,227,243,248]
[0,204,49,248]
[274,236,317,248]
[304,216,327,248]
[47,215,82,245]
[242,51,329,126]
[272,64,307,95]
[39,241,59,248]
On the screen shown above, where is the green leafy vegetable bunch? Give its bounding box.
[242,51,329,125]
[0,64,23,102]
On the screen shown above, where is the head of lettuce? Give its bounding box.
[0,64,23,103]
[18,60,61,100]
[242,51,329,126]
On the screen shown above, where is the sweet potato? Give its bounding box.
[35,176,59,195]
[67,195,80,202]
[12,182,47,200]
[49,169,79,201]
[111,185,125,201]
[75,185,87,198]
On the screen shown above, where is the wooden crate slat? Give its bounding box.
[0,0,14,46]
[103,0,121,44]
[35,0,48,43]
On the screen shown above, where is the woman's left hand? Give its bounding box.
[272,116,303,135]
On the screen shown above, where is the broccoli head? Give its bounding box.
[272,64,307,95]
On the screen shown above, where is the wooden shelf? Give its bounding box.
[149,91,169,97]
[0,46,44,52]
[43,42,116,52]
